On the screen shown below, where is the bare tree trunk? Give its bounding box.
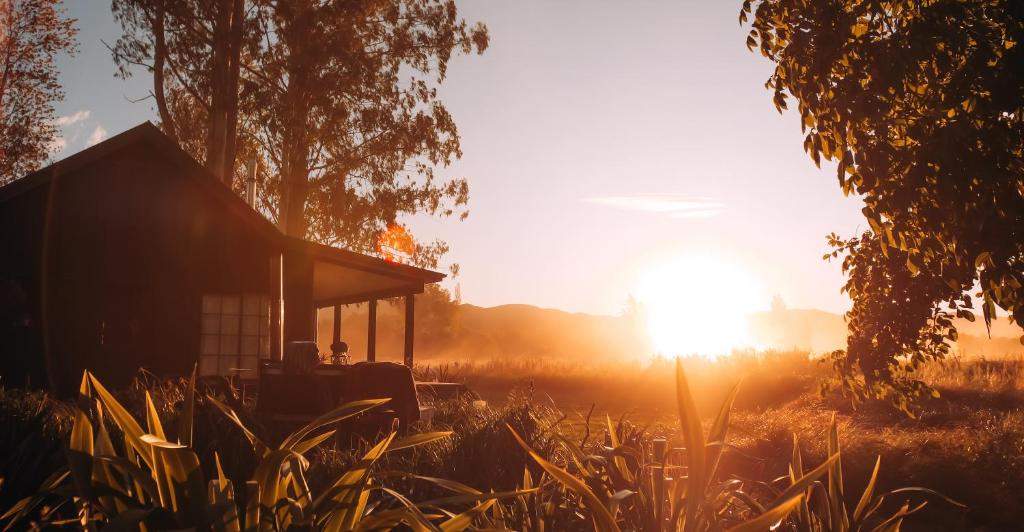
[205,1,230,182]
[151,0,177,142]
[219,0,244,183]
[278,0,313,238]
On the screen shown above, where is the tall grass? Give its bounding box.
[0,360,962,530]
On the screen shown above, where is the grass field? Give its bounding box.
[1,352,1020,529]
[416,352,1024,530]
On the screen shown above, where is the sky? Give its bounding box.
[53,0,866,317]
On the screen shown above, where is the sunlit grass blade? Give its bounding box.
[249,448,305,521]
[552,432,599,477]
[884,487,966,508]
[292,430,337,455]
[606,414,633,484]
[707,378,742,481]
[791,434,803,480]
[206,394,270,457]
[853,456,881,523]
[386,472,482,496]
[91,403,130,514]
[415,487,540,509]
[385,431,452,453]
[870,500,928,532]
[675,358,706,532]
[726,495,804,532]
[145,391,166,441]
[67,407,94,501]
[439,498,497,531]
[207,464,240,532]
[279,398,389,452]
[769,453,840,510]
[179,365,196,447]
[318,433,396,532]
[94,455,160,501]
[140,434,207,525]
[828,413,849,531]
[508,425,620,532]
[86,372,155,469]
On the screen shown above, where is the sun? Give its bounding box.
[633,255,765,359]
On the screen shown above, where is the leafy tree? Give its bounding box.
[112,0,487,270]
[248,0,485,256]
[111,0,249,183]
[742,0,1024,407]
[0,0,77,184]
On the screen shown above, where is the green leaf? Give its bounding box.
[86,372,155,469]
[279,398,389,452]
[385,431,452,453]
[852,456,881,522]
[508,425,620,532]
[675,358,707,532]
[145,391,166,441]
[179,365,196,447]
[726,495,804,532]
[206,395,270,457]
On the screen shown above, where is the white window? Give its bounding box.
[200,294,271,378]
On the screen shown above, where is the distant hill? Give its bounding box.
[316,302,650,363]
[316,301,1023,363]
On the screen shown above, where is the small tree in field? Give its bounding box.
[0,0,77,184]
[742,0,1024,408]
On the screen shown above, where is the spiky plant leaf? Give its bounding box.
[509,425,621,532]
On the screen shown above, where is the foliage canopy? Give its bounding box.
[112,0,487,267]
[742,0,1024,407]
[0,0,77,184]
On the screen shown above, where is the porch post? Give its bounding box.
[404,294,415,367]
[270,253,283,360]
[332,304,341,346]
[367,299,377,362]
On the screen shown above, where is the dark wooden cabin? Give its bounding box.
[0,122,443,394]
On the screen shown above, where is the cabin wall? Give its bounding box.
[0,183,51,388]
[1,142,279,394]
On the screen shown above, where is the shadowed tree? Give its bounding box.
[112,0,487,269]
[0,0,77,184]
[111,0,248,184]
[249,0,486,260]
[742,0,1024,408]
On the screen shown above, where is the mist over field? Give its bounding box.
[318,302,1024,364]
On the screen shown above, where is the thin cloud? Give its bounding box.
[53,110,90,127]
[583,193,724,218]
[86,125,107,146]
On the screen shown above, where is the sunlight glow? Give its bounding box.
[634,256,765,359]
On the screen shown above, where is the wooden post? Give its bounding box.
[404,294,415,367]
[332,304,341,345]
[367,299,377,362]
[270,253,283,360]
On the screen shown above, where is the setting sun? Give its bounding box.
[634,256,765,358]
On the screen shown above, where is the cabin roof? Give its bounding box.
[0,122,444,298]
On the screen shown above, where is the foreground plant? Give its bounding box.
[509,359,963,531]
[783,414,965,532]
[0,370,502,530]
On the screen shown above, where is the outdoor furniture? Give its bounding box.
[255,344,421,436]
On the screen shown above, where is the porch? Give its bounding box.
[280,237,445,366]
